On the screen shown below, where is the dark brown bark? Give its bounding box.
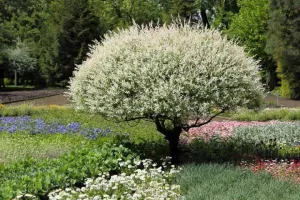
[152,110,226,164]
[200,9,210,28]
[0,69,5,89]
[154,117,182,164]
[165,127,181,164]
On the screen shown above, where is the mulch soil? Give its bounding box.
[265,94,300,108]
[0,89,66,104]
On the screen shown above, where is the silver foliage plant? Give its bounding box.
[68,22,262,120]
[67,22,264,162]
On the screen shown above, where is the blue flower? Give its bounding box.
[0,116,119,140]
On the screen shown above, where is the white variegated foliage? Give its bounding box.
[67,23,263,122]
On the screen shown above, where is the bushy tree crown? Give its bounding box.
[68,23,263,126]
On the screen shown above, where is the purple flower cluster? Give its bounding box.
[0,116,113,139]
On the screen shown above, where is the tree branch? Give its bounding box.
[123,116,149,121]
[182,108,226,132]
[153,116,172,137]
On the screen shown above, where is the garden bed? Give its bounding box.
[1,106,300,199]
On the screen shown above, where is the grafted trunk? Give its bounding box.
[154,117,182,164]
[165,128,181,164]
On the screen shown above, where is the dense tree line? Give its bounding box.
[0,0,299,99]
[267,0,300,99]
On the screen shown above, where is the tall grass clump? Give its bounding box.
[177,164,300,200]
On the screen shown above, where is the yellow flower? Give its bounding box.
[49,104,59,108]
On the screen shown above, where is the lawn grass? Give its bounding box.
[177,164,300,200]
[0,133,89,164]
[29,107,169,160]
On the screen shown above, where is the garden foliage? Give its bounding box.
[2,106,300,198]
[231,108,300,121]
[185,121,300,162]
[47,158,181,200]
[0,143,136,199]
[177,163,300,200]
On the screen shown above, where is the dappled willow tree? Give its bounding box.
[68,23,264,163]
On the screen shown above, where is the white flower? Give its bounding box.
[47,157,182,200]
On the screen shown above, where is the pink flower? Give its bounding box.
[181,120,278,143]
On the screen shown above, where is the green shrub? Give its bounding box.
[280,79,292,99]
[186,136,255,163]
[0,143,136,199]
[3,78,13,86]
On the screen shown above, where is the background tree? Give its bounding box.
[226,0,277,90]
[0,0,15,88]
[68,23,264,163]
[90,0,166,31]
[0,0,51,87]
[267,0,300,99]
[39,0,101,86]
[211,0,239,29]
[7,38,37,86]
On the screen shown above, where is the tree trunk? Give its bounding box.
[165,127,182,164]
[154,118,182,164]
[14,70,17,86]
[200,9,210,28]
[0,69,5,89]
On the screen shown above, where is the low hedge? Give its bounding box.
[230,108,300,121]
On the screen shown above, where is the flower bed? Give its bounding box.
[47,158,181,200]
[181,120,278,143]
[241,159,300,184]
[0,116,113,139]
[182,120,300,162]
